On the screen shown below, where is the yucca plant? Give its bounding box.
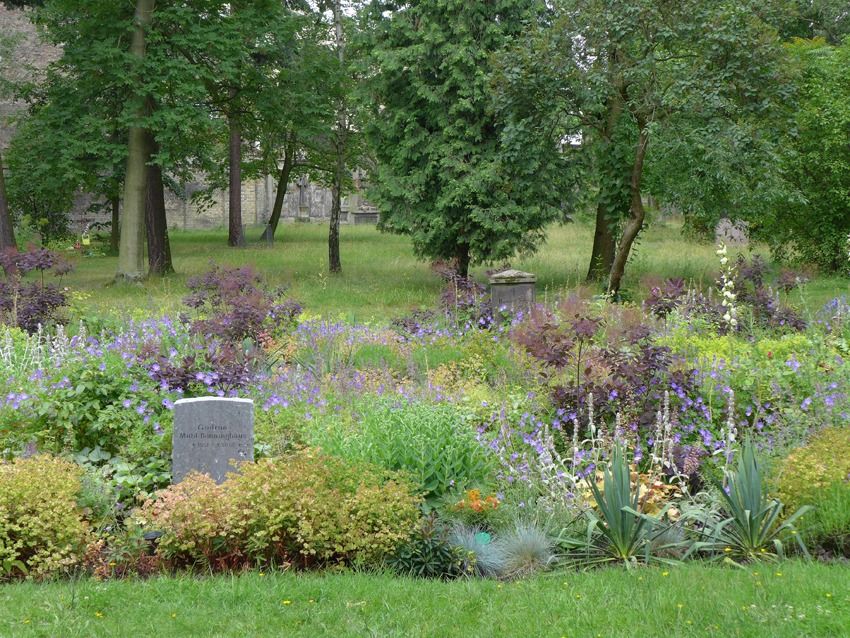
[560,445,686,568]
[689,443,810,562]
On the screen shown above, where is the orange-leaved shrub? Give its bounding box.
[134,449,422,570]
[0,455,91,579]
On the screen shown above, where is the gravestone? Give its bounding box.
[489,269,536,311]
[172,397,254,484]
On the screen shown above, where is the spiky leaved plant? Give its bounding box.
[561,445,687,568]
[689,442,810,562]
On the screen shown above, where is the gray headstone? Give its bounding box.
[172,397,254,484]
[489,269,536,312]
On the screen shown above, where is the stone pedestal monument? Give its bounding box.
[489,269,537,312]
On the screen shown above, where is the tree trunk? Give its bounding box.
[455,242,471,278]
[329,165,342,273]
[144,137,174,276]
[586,200,617,281]
[259,133,295,243]
[328,0,345,274]
[586,84,625,283]
[0,150,16,254]
[228,108,245,247]
[607,128,649,297]
[109,195,120,254]
[116,0,155,282]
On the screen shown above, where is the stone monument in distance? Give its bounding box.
[172,397,254,484]
[489,269,537,312]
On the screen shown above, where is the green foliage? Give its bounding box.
[21,357,170,462]
[306,397,494,501]
[387,515,470,580]
[0,455,90,579]
[758,38,850,271]
[135,450,421,570]
[692,444,809,562]
[363,0,567,273]
[798,482,850,557]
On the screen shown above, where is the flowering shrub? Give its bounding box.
[0,455,90,579]
[135,450,421,570]
[451,489,501,527]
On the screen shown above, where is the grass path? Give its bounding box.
[2,563,849,637]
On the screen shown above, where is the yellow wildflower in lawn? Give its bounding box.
[282,600,292,605]
[662,571,669,577]
[95,612,104,618]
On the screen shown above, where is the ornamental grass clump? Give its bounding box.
[0,455,91,580]
[135,449,421,571]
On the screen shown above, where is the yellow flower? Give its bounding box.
[259,572,265,577]
[282,600,292,605]
[677,603,684,609]
[775,572,783,577]
[826,593,833,598]
[95,612,104,618]
[662,571,669,577]
[171,613,177,619]
[723,547,732,553]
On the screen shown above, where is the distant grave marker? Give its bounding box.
[489,269,537,312]
[172,397,254,483]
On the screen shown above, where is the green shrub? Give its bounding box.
[773,427,850,513]
[773,427,850,556]
[388,515,471,579]
[135,449,421,570]
[307,398,494,500]
[0,455,91,579]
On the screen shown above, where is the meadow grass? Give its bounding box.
[59,219,847,322]
[1,563,848,637]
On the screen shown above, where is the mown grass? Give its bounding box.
[1,563,848,637]
[59,219,847,322]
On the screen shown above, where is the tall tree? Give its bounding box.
[364,0,566,277]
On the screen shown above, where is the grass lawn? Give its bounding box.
[59,219,847,322]
[2,563,848,637]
